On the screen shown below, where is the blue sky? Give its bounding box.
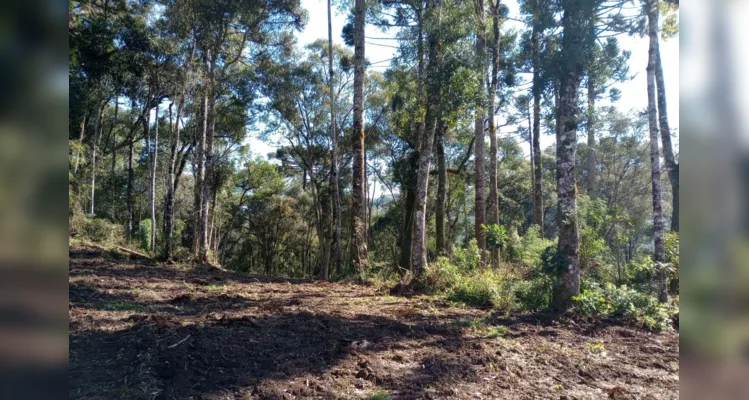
[247,0,679,157]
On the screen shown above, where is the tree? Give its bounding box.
[552,0,595,309]
[645,0,667,303]
[351,0,369,273]
[412,0,443,278]
[474,0,488,263]
[326,0,342,279]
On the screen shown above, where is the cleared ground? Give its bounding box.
[69,243,678,399]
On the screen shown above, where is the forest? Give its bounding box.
[69,0,680,398]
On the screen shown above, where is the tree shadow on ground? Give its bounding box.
[70,309,481,399]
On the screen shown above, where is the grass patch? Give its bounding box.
[586,340,606,354]
[205,282,225,292]
[368,392,390,400]
[485,325,508,339]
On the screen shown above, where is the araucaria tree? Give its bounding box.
[645,0,667,303]
[351,0,369,273]
[552,0,595,309]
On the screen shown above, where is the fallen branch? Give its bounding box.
[167,335,191,349]
[114,245,153,260]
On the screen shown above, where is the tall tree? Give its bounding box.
[412,0,442,278]
[652,3,677,232]
[487,0,502,267]
[351,0,369,272]
[645,0,667,302]
[150,104,159,251]
[474,0,488,263]
[326,0,342,279]
[530,0,544,233]
[552,0,594,309]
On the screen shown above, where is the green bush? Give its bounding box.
[513,275,553,311]
[573,282,673,331]
[425,257,461,291]
[71,213,124,245]
[516,225,554,269]
[448,270,514,309]
[138,219,152,251]
[453,239,481,271]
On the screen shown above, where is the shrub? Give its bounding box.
[453,239,481,271]
[424,257,461,291]
[516,225,554,269]
[448,270,514,309]
[71,213,124,245]
[573,282,673,331]
[513,275,553,311]
[138,219,152,251]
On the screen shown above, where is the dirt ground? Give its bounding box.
[69,243,678,400]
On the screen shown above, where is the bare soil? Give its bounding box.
[69,243,678,399]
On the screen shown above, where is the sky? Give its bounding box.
[246,0,679,158]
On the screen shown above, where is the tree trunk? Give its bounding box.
[656,47,678,232]
[435,120,447,255]
[164,99,184,261]
[552,0,590,309]
[90,103,105,215]
[531,7,544,233]
[109,99,119,220]
[326,0,342,279]
[646,0,668,303]
[586,75,597,197]
[399,152,418,271]
[127,115,135,239]
[412,0,442,278]
[193,91,207,258]
[474,0,487,263]
[150,104,159,252]
[487,1,501,267]
[200,66,216,263]
[351,0,368,273]
[74,110,87,175]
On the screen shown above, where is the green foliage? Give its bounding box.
[368,392,390,400]
[425,257,462,291]
[515,225,555,269]
[138,219,152,252]
[483,224,508,250]
[452,239,481,271]
[573,282,673,331]
[513,275,553,311]
[71,213,124,245]
[448,270,514,309]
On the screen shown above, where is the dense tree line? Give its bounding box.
[69,0,678,309]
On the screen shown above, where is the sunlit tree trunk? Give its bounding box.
[200,61,217,263]
[74,110,87,175]
[193,90,207,258]
[552,0,591,309]
[435,119,447,255]
[351,0,368,273]
[586,76,597,197]
[646,0,668,303]
[656,48,678,232]
[150,104,159,252]
[109,99,119,220]
[474,0,487,263]
[326,0,342,279]
[412,0,442,278]
[89,103,105,215]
